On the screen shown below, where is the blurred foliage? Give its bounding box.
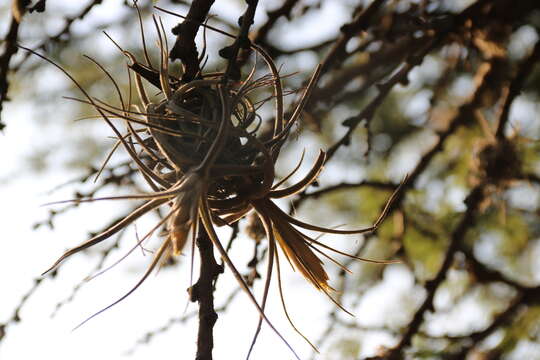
[2,0,540,359]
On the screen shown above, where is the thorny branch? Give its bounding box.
[252,0,299,46]
[0,275,51,342]
[236,0,301,64]
[220,0,259,81]
[12,0,136,73]
[50,227,130,317]
[324,45,433,162]
[1,0,107,128]
[170,0,215,81]
[319,0,387,76]
[190,225,223,360]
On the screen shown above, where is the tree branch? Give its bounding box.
[190,223,223,360]
[0,0,29,129]
[495,39,540,139]
[219,0,260,81]
[319,0,387,76]
[170,0,216,82]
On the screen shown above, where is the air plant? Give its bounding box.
[32,7,403,358]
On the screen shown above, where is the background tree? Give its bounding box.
[1,0,540,359]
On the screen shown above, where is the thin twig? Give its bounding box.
[318,0,387,76]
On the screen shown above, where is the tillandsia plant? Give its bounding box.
[30,5,403,359]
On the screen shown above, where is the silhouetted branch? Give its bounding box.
[450,285,540,359]
[377,184,487,360]
[236,0,301,63]
[33,161,140,230]
[0,275,52,343]
[254,0,300,45]
[51,226,130,317]
[0,1,27,129]
[319,0,387,76]
[495,39,540,139]
[220,0,260,81]
[170,0,215,81]
[190,224,224,360]
[12,0,108,73]
[462,247,536,291]
[324,47,430,162]
[294,180,396,208]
